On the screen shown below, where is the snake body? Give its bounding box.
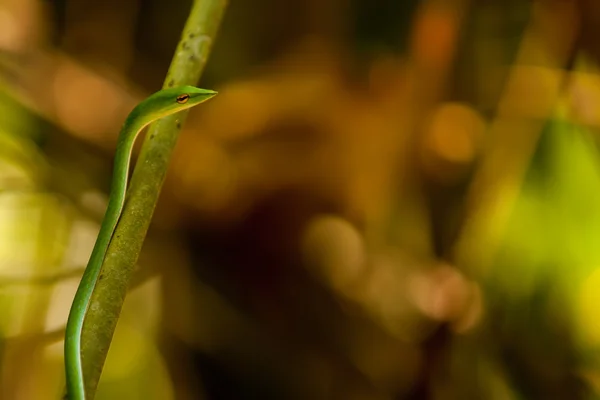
[64,86,217,399]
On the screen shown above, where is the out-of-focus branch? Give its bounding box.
[451,1,580,273]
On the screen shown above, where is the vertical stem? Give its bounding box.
[78,0,228,396]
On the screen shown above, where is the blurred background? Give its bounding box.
[1,0,600,399]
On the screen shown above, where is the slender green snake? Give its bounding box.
[64,85,217,400]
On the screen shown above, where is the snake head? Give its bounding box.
[137,85,217,119]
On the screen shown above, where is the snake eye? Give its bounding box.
[176,93,190,104]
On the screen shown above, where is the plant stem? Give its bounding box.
[79,0,227,396]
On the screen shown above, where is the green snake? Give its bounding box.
[64,85,217,399]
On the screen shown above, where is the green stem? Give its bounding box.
[79,0,227,396]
